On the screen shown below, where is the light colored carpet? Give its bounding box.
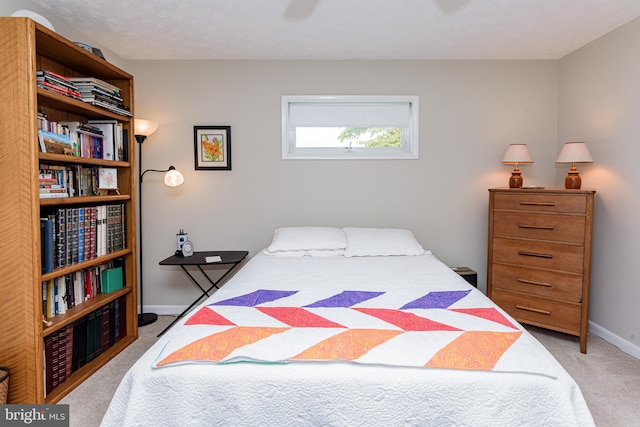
[60,316,640,426]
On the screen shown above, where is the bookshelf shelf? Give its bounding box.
[37,88,130,121]
[42,287,131,337]
[39,152,130,168]
[39,194,131,206]
[0,17,138,404]
[41,248,133,282]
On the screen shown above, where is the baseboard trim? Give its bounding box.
[589,320,640,360]
[142,305,187,316]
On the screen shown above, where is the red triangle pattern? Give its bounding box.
[257,307,346,328]
[354,308,462,331]
[184,307,236,326]
[449,308,518,329]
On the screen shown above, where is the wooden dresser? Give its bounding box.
[487,188,595,353]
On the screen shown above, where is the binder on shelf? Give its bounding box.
[101,266,123,293]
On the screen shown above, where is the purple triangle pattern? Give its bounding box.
[400,290,472,310]
[209,290,298,307]
[304,290,385,308]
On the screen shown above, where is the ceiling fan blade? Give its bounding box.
[284,0,321,20]
[432,0,471,13]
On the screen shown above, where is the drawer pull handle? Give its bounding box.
[517,278,553,287]
[517,251,553,259]
[516,305,551,315]
[518,224,555,231]
[519,201,556,207]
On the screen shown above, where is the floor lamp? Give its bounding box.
[135,119,185,326]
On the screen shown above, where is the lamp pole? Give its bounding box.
[136,134,158,326]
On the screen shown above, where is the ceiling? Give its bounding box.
[24,0,640,61]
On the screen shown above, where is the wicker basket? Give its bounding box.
[0,367,9,404]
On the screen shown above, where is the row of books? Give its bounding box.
[37,112,103,159]
[40,204,126,273]
[44,297,127,396]
[42,260,122,318]
[36,70,81,99]
[36,70,132,118]
[39,164,70,198]
[71,77,133,117]
[39,163,118,199]
[37,112,128,161]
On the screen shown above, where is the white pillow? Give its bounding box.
[343,227,425,257]
[262,248,346,258]
[267,227,347,252]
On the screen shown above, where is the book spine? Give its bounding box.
[78,207,85,263]
[41,218,54,273]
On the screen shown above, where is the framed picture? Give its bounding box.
[97,167,118,189]
[194,126,231,170]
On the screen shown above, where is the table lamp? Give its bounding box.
[556,142,593,189]
[501,144,533,188]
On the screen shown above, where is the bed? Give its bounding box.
[101,227,594,426]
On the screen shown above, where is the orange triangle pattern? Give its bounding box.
[184,307,236,326]
[156,326,289,366]
[426,331,522,370]
[290,328,403,361]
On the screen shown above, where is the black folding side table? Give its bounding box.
[157,250,249,336]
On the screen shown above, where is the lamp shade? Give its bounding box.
[501,144,534,164]
[134,119,159,137]
[556,142,593,164]
[164,168,184,187]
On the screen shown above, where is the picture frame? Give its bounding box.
[97,167,118,189]
[194,126,231,170]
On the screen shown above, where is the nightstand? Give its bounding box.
[158,250,249,336]
[452,266,477,287]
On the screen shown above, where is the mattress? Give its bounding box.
[101,252,594,426]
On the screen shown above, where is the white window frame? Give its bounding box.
[281,95,419,160]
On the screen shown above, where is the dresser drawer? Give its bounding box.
[493,211,586,244]
[492,289,581,334]
[493,192,586,214]
[491,264,583,302]
[493,237,584,274]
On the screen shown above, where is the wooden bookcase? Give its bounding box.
[0,17,138,403]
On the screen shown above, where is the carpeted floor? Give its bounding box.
[60,316,640,426]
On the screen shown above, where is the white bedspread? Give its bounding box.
[101,252,595,426]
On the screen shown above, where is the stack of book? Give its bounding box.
[39,165,71,199]
[68,77,132,117]
[39,163,105,198]
[36,70,81,99]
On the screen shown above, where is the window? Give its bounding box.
[281,95,419,160]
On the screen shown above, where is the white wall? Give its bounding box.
[559,18,640,354]
[126,59,560,307]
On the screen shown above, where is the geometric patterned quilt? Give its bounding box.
[153,289,557,378]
